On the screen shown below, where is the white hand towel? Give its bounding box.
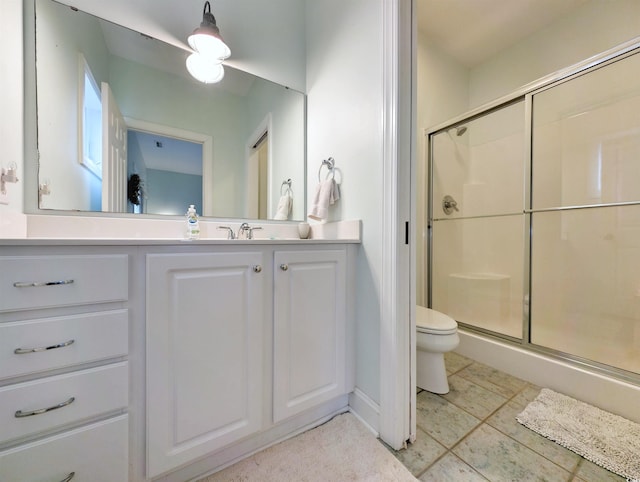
[273,194,292,220]
[331,179,340,204]
[308,179,338,221]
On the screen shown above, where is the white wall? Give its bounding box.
[306,0,384,404]
[469,0,640,108]
[415,31,469,305]
[419,0,640,121]
[416,32,469,132]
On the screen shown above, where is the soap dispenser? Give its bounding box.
[185,204,200,240]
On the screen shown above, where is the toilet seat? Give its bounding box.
[416,306,457,335]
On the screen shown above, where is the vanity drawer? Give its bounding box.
[0,310,128,381]
[0,362,128,445]
[0,255,128,312]
[0,414,128,482]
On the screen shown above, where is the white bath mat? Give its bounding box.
[516,388,640,480]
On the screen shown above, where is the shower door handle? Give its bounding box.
[442,195,459,215]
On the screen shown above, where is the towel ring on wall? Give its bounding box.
[318,157,336,182]
[281,178,293,196]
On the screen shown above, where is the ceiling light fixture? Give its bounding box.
[188,1,230,60]
[186,2,230,84]
[186,52,225,83]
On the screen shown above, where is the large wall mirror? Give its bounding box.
[34,0,306,220]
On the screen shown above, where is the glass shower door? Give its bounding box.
[530,51,640,374]
[430,100,526,339]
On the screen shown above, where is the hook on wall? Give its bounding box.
[1,162,19,194]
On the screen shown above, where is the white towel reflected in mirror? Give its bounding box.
[273,194,292,220]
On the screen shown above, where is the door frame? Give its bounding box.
[124,118,213,216]
[245,113,273,219]
[379,0,415,449]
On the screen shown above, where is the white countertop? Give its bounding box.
[0,215,361,245]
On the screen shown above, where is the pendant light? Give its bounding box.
[186,2,230,84]
[186,52,225,83]
[188,1,230,60]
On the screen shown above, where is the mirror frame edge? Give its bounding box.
[24,0,39,215]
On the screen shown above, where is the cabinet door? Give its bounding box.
[273,249,347,423]
[146,252,264,478]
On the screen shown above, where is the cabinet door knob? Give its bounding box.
[280,264,288,271]
[253,265,262,273]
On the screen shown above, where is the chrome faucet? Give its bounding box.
[238,223,262,240]
[218,226,236,239]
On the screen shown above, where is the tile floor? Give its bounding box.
[386,352,627,482]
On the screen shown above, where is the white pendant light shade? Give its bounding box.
[188,32,230,60]
[186,53,225,84]
[188,1,230,60]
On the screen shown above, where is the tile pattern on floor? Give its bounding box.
[385,352,627,482]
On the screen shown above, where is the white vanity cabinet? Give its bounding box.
[0,239,355,480]
[146,251,265,478]
[145,244,352,479]
[0,248,130,482]
[273,249,347,422]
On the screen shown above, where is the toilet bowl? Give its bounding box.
[416,306,459,394]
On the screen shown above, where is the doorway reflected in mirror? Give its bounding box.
[127,131,203,216]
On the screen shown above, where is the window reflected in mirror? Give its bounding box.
[79,54,102,183]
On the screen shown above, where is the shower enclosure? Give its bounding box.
[427,42,640,381]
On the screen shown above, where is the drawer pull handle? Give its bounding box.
[14,339,75,354]
[15,396,75,418]
[13,279,75,288]
[60,472,76,482]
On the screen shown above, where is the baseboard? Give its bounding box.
[457,329,640,424]
[348,388,380,436]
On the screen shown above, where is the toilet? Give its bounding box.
[416,306,459,394]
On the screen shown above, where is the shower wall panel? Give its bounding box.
[530,208,640,374]
[432,215,524,338]
[529,51,640,375]
[431,101,525,338]
[432,102,525,220]
[532,52,640,209]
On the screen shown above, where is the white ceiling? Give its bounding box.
[99,19,256,97]
[58,0,307,92]
[417,0,589,68]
